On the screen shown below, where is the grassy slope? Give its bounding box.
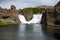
[0,21,14,25]
[0,20,15,25]
[19,7,42,14]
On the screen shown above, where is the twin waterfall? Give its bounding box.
[18,14,42,24]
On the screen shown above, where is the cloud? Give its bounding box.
[0,0,60,9]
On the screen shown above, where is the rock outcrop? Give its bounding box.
[54,1,60,25]
[0,5,33,24]
[23,11,33,21]
[0,5,20,23]
[41,1,60,26]
[20,8,33,21]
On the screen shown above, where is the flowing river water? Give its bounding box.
[0,24,59,40]
[0,14,60,40]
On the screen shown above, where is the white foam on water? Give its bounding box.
[18,14,42,24]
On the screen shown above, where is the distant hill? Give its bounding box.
[36,5,53,9]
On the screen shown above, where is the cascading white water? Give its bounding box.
[18,14,42,24]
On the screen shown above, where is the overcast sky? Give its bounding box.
[0,0,60,9]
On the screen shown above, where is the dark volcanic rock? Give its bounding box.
[54,1,60,25]
[41,1,60,26]
[41,8,55,26]
[40,9,47,26]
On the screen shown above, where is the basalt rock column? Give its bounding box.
[41,1,60,26]
[54,1,60,25]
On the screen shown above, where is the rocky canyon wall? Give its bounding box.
[0,5,33,24]
[0,5,20,23]
[41,1,60,26]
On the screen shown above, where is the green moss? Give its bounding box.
[5,21,14,24]
[0,21,15,25]
[0,21,5,25]
[20,7,42,14]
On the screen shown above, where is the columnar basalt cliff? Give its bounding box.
[41,1,60,26]
[54,1,60,25]
[0,5,20,23]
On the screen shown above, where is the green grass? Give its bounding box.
[0,21,4,25]
[0,21,15,25]
[19,8,42,14]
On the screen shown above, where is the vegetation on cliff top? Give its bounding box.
[19,7,42,14]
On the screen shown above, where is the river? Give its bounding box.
[0,23,59,40]
[0,14,60,40]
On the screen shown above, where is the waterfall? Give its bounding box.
[18,14,42,24]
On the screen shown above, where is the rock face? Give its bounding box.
[54,1,60,25]
[20,8,33,21]
[41,1,60,26]
[23,11,33,21]
[0,5,33,24]
[0,5,20,23]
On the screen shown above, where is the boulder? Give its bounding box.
[23,11,33,21]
